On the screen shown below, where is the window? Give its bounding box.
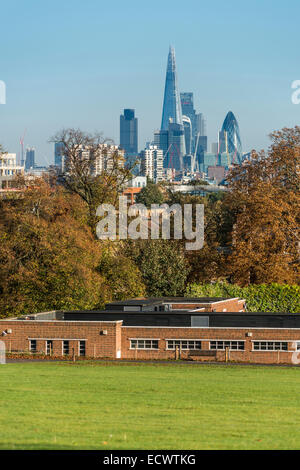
[46,340,53,355]
[166,340,201,350]
[191,316,209,327]
[29,340,37,353]
[130,339,159,350]
[79,340,86,356]
[210,341,245,351]
[124,306,141,312]
[63,340,70,356]
[253,341,288,351]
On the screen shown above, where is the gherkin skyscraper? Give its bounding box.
[161,46,183,130]
[219,111,243,164]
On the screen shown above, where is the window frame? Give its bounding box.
[209,340,245,351]
[252,341,288,352]
[29,339,37,353]
[130,339,159,350]
[166,339,202,351]
[78,340,86,357]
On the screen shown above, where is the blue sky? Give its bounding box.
[1,0,300,165]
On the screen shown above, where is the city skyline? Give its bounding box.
[1,0,300,165]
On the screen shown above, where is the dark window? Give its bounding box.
[29,340,37,353]
[63,341,69,355]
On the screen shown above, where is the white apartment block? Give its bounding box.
[0,153,24,189]
[140,145,163,183]
[65,144,125,176]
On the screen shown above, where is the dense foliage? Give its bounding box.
[186,282,300,313]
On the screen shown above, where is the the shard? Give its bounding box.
[161,46,183,130]
[159,46,185,170]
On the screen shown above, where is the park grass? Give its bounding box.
[1,361,300,450]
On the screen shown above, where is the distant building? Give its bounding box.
[120,109,138,158]
[211,142,219,154]
[140,145,164,183]
[218,111,243,164]
[207,165,225,184]
[25,147,35,171]
[180,92,196,143]
[0,153,24,190]
[182,115,192,155]
[159,47,185,170]
[63,144,125,177]
[54,142,64,170]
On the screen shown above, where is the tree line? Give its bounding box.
[0,126,299,317]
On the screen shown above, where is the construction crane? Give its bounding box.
[20,129,27,166]
[191,133,200,174]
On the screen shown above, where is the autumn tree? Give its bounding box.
[50,128,134,231]
[224,127,300,285]
[0,180,109,317]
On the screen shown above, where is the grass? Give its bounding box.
[1,361,300,450]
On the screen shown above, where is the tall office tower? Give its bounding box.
[120,109,138,157]
[218,111,243,165]
[160,47,185,170]
[180,92,196,144]
[182,115,192,155]
[211,142,219,154]
[25,147,35,170]
[195,113,206,137]
[54,142,64,169]
[140,145,164,183]
[154,129,169,155]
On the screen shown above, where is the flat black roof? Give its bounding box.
[61,310,295,316]
[105,297,237,306]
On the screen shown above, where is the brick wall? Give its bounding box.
[171,299,245,312]
[0,320,122,358]
[1,318,300,365]
[121,326,300,364]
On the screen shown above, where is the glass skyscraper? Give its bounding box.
[161,47,183,130]
[25,147,35,170]
[218,111,242,164]
[120,109,138,156]
[159,47,185,170]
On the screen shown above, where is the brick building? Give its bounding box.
[1,297,300,365]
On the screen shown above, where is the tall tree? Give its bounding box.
[50,128,134,231]
[224,127,300,285]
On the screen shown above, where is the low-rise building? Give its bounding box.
[1,297,300,365]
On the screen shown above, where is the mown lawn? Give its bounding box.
[1,361,300,450]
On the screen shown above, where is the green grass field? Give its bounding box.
[1,361,300,450]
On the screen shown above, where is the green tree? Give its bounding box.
[98,247,146,301]
[135,180,164,208]
[124,239,189,297]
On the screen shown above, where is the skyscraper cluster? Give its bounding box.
[118,46,243,183]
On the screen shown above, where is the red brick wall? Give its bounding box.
[0,320,122,358]
[121,326,300,364]
[171,299,245,312]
